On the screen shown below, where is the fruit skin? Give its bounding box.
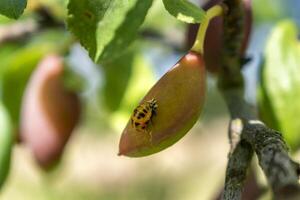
[119,51,206,157]
[0,102,13,190]
[186,0,252,73]
[20,55,81,168]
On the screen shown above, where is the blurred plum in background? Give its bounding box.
[20,55,81,169]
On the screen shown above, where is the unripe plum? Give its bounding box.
[20,55,81,168]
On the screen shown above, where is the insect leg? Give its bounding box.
[147,130,153,145]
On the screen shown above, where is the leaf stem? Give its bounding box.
[191,5,224,54]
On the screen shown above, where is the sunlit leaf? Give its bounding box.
[259,20,300,150]
[162,0,205,23]
[67,0,153,62]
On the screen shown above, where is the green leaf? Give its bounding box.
[108,52,155,132]
[0,0,27,19]
[0,101,13,190]
[67,0,153,63]
[102,49,134,112]
[162,0,205,23]
[257,79,280,131]
[0,30,71,128]
[259,20,300,150]
[258,58,281,132]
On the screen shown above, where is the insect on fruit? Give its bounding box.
[131,98,158,140]
[119,5,223,157]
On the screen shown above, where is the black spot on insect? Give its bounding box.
[152,110,157,116]
[143,109,147,113]
[138,113,145,118]
[145,121,149,125]
[135,122,140,126]
[133,108,138,115]
[141,126,146,129]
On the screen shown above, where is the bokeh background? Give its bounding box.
[1,0,300,199]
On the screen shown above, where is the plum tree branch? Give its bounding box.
[218,0,300,199]
[243,122,300,199]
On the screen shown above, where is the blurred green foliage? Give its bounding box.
[102,49,134,112]
[0,101,13,189]
[37,0,68,20]
[0,30,71,128]
[258,20,300,150]
[108,51,155,132]
[253,0,284,22]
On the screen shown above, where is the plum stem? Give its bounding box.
[191,4,224,54]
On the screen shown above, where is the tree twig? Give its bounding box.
[223,136,253,200]
[218,0,300,199]
[219,1,253,199]
[243,122,300,199]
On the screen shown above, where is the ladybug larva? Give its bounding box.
[131,98,158,139]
